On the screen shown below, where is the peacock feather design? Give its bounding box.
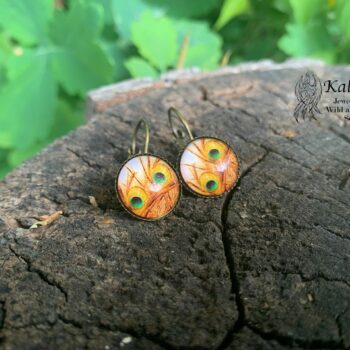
[180,137,239,197]
[117,155,180,220]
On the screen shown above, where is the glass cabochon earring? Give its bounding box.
[115,119,181,221]
[168,107,240,197]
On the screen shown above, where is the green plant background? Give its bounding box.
[0,0,348,178]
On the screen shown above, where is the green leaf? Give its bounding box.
[0,0,52,45]
[278,21,333,58]
[335,0,350,41]
[0,163,12,179]
[0,149,9,165]
[8,143,45,167]
[310,50,336,64]
[215,0,250,30]
[144,0,218,17]
[0,32,13,61]
[102,40,130,81]
[220,1,289,62]
[0,48,7,89]
[0,50,57,149]
[51,0,103,44]
[0,69,5,89]
[0,148,11,178]
[7,99,84,168]
[87,0,114,25]
[49,99,85,140]
[111,0,160,41]
[289,0,325,24]
[125,57,158,78]
[174,20,222,69]
[131,12,177,71]
[50,0,114,95]
[52,43,113,96]
[273,0,292,13]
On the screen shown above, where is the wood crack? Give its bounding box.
[66,147,103,170]
[0,301,6,330]
[8,245,68,302]
[268,267,350,289]
[329,126,350,144]
[336,306,349,348]
[217,151,269,349]
[266,175,350,226]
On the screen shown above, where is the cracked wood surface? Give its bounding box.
[0,62,350,350]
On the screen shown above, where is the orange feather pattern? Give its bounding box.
[117,155,180,220]
[179,137,239,196]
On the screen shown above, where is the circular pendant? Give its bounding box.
[116,155,180,220]
[179,137,239,197]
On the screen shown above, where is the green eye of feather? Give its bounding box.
[154,172,166,184]
[206,180,218,191]
[130,196,144,209]
[209,149,220,159]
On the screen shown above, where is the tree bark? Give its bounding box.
[0,59,349,350]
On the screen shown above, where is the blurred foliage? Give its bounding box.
[0,0,349,178]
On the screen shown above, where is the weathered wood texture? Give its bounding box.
[0,60,350,350]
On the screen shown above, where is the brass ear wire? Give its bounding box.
[168,107,194,142]
[128,119,150,156]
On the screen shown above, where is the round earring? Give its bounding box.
[168,107,240,197]
[115,119,181,220]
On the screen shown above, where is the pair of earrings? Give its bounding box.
[115,107,240,221]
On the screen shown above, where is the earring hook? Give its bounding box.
[168,107,194,142]
[128,119,150,156]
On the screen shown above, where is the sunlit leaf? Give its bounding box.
[50,0,114,95]
[51,44,113,96]
[125,56,158,78]
[0,0,52,45]
[335,0,350,41]
[131,12,177,71]
[87,0,114,25]
[0,50,57,149]
[6,99,84,168]
[174,20,222,69]
[310,50,336,64]
[144,0,218,17]
[273,0,292,13]
[0,49,7,88]
[289,0,326,24]
[51,0,103,43]
[0,33,13,67]
[215,0,250,30]
[111,0,161,41]
[278,21,333,58]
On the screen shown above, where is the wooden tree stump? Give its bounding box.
[0,60,349,350]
